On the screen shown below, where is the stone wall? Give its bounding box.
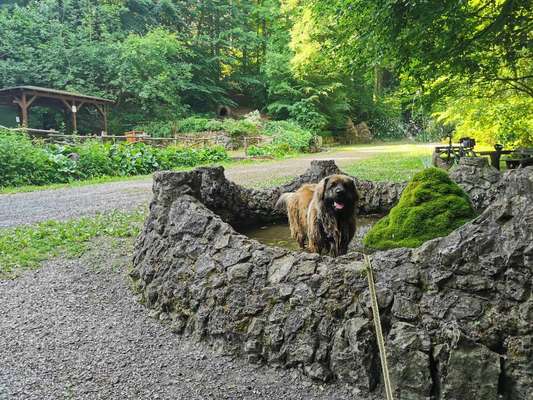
[131,161,532,399]
[449,157,502,211]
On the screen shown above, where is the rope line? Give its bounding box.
[364,254,394,400]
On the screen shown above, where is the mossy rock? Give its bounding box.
[363,168,475,250]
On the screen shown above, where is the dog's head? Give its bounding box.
[317,174,358,215]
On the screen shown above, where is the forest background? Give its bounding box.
[0,0,531,146]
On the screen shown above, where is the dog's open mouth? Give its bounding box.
[333,201,345,210]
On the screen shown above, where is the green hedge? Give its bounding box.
[0,131,227,187]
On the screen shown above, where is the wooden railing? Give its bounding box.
[3,126,269,149]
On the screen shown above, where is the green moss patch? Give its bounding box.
[363,167,475,250]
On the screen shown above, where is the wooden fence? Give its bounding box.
[4,127,268,150]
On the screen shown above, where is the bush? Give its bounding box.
[176,117,212,133]
[221,119,259,136]
[69,141,115,178]
[135,121,176,138]
[109,142,161,176]
[141,117,260,137]
[263,120,315,151]
[246,143,292,158]
[158,145,228,167]
[363,167,475,250]
[0,132,61,186]
[0,130,228,188]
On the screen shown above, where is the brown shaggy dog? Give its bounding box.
[276,174,359,256]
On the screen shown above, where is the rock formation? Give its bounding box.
[449,157,502,211]
[131,161,532,399]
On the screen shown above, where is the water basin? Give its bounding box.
[241,215,383,252]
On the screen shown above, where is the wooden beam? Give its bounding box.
[60,99,71,110]
[94,104,108,134]
[72,109,77,133]
[26,95,38,108]
[23,90,111,106]
[20,93,29,127]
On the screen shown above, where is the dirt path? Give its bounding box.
[0,144,431,227]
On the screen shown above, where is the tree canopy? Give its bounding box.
[0,0,531,145]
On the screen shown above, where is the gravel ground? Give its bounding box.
[0,240,362,400]
[0,145,432,399]
[0,144,433,228]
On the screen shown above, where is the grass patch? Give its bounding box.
[0,210,146,279]
[343,148,432,182]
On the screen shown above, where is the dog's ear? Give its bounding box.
[319,176,329,201]
[349,178,359,201]
[313,177,328,203]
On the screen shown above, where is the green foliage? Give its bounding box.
[245,120,314,157]
[246,143,292,158]
[66,142,115,179]
[176,117,215,133]
[363,168,475,250]
[0,130,228,188]
[0,132,69,186]
[0,210,145,278]
[0,0,271,131]
[114,28,192,124]
[138,116,261,137]
[0,0,529,146]
[436,89,533,147]
[263,120,315,151]
[289,0,532,145]
[220,119,260,137]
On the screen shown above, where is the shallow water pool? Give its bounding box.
[241,215,382,252]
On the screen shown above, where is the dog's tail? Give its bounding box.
[275,192,293,212]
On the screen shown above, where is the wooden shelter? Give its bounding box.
[0,86,114,134]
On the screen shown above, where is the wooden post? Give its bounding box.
[95,104,108,135]
[13,94,29,127]
[21,93,28,127]
[72,102,78,133]
[103,104,108,135]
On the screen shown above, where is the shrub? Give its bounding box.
[363,167,475,250]
[69,141,115,179]
[176,117,212,133]
[263,120,314,151]
[221,119,259,136]
[246,143,292,158]
[145,117,259,137]
[0,131,59,186]
[158,145,228,167]
[136,121,176,138]
[0,130,228,188]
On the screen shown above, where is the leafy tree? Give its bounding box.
[113,28,192,125]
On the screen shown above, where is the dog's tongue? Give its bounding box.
[333,201,345,210]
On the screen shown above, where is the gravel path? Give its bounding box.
[0,144,432,228]
[0,144,430,399]
[0,240,361,400]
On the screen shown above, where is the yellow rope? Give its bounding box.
[364,254,394,400]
